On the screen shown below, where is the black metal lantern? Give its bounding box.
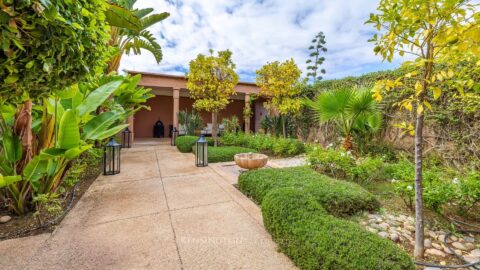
[195,135,208,167]
[121,127,132,148]
[171,127,178,146]
[103,138,121,175]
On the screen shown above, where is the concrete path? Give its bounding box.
[0,141,295,270]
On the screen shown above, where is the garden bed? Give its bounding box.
[237,166,414,269]
[0,151,102,240]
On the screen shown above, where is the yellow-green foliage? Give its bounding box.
[256,59,302,116]
[186,50,239,113]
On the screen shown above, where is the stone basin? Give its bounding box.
[234,153,268,170]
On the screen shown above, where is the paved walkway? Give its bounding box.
[0,141,295,270]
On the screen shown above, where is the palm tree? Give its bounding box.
[106,0,169,73]
[304,87,381,150]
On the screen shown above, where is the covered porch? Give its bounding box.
[127,71,266,140]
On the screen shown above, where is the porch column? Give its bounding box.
[173,88,180,129]
[245,93,251,134]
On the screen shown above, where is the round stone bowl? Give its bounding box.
[234,153,268,170]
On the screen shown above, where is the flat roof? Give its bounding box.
[126,70,257,86]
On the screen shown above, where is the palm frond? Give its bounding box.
[347,88,377,118]
[125,38,163,63]
[307,88,353,122]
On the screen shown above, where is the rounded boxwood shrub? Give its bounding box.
[176,135,213,153]
[239,167,379,216]
[262,188,415,270]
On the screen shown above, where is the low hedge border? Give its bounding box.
[238,166,379,216]
[221,132,305,157]
[176,135,213,153]
[193,146,257,163]
[262,188,415,270]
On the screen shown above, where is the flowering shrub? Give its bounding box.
[307,147,355,179]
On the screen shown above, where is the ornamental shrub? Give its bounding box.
[221,132,305,157]
[176,136,213,153]
[238,167,379,216]
[307,147,355,179]
[0,0,111,100]
[261,188,415,270]
[205,146,257,163]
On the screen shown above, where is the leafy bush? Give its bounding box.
[177,110,203,135]
[457,171,480,213]
[222,116,240,133]
[193,146,257,163]
[261,188,415,270]
[307,147,355,179]
[176,135,213,153]
[351,156,387,183]
[221,132,305,157]
[63,148,103,188]
[239,167,379,216]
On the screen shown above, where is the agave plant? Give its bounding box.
[177,110,203,136]
[304,87,382,150]
[106,0,169,73]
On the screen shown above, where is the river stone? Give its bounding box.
[367,227,378,234]
[443,246,454,254]
[438,235,446,243]
[432,242,442,249]
[451,235,458,241]
[0,215,11,223]
[464,236,475,243]
[378,231,389,238]
[424,238,432,248]
[452,242,467,250]
[470,249,480,257]
[426,248,446,257]
[427,231,437,238]
[405,225,416,232]
[465,243,475,250]
[389,233,400,242]
[379,222,390,230]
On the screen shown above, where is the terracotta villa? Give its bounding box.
[127,71,267,141]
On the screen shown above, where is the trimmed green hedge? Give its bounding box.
[196,146,257,163]
[176,135,213,153]
[239,167,379,216]
[262,188,415,270]
[221,132,305,157]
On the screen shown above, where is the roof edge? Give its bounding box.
[126,70,257,86]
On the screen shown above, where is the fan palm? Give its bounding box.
[106,0,169,73]
[304,87,382,150]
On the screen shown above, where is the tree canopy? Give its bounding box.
[0,0,111,101]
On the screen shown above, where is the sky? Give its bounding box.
[119,0,405,82]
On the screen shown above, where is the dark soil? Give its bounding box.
[0,166,101,241]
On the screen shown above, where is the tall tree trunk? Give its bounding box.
[414,112,425,259]
[212,111,218,147]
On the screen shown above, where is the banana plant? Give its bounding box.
[0,80,129,214]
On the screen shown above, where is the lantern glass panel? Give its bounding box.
[195,135,208,167]
[171,127,178,146]
[104,138,121,175]
[121,128,132,148]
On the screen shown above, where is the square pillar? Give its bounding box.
[245,93,251,134]
[173,88,180,129]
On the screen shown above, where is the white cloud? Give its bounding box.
[120,0,404,82]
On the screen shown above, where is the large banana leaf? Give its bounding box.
[106,3,141,33]
[76,80,123,117]
[0,174,22,188]
[2,133,22,162]
[83,112,121,140]
[90,124,129,141]
[65,145,92,160]
[58,110,80,149]
[23,156,49,192]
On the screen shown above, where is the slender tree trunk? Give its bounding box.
[414,112,425,259]
[212,111,218,147]
[14,100,34,171]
